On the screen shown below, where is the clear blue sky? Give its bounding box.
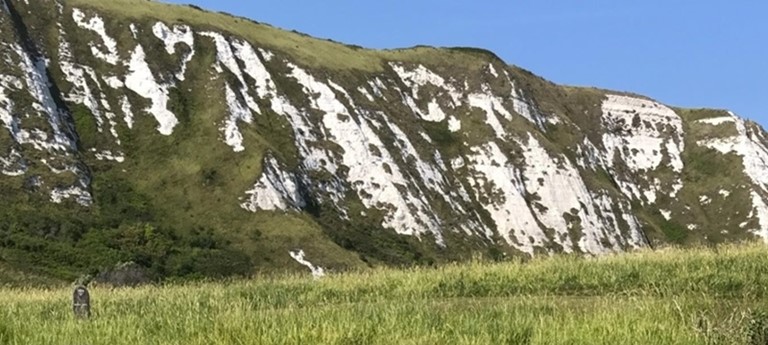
[165,0,767,126]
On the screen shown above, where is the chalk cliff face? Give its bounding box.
[1,0,766,280]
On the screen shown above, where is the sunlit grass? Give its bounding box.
[2,243,767,344]
[66,0,498,73]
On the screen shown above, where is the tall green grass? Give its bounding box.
[1,243,767,344]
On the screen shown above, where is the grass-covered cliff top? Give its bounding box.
[68,0,503,72]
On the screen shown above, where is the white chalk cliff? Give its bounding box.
[1,0,767,267]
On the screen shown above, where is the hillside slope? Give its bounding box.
[1,0,767,282]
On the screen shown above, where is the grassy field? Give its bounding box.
[1,244,768,344]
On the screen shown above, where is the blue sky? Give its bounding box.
[165,0,767,125]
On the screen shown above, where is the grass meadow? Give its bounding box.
[2,243,768,344]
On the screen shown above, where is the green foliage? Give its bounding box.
[167,86,195,126]
[676,108,732,123]
[446,46,505,62]
[70,104,99,149]
[0,320,12,345]
[91,176,153,225]
[685,147,733,181]
[253,108,300,169]
[422,121,461,155]
[310,200,439,267]
[748,310,768,345]
[169,248,252,278]
[660,221,689,244]
[0,173,252,282]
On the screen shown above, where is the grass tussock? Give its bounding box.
[2,243,768,344]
